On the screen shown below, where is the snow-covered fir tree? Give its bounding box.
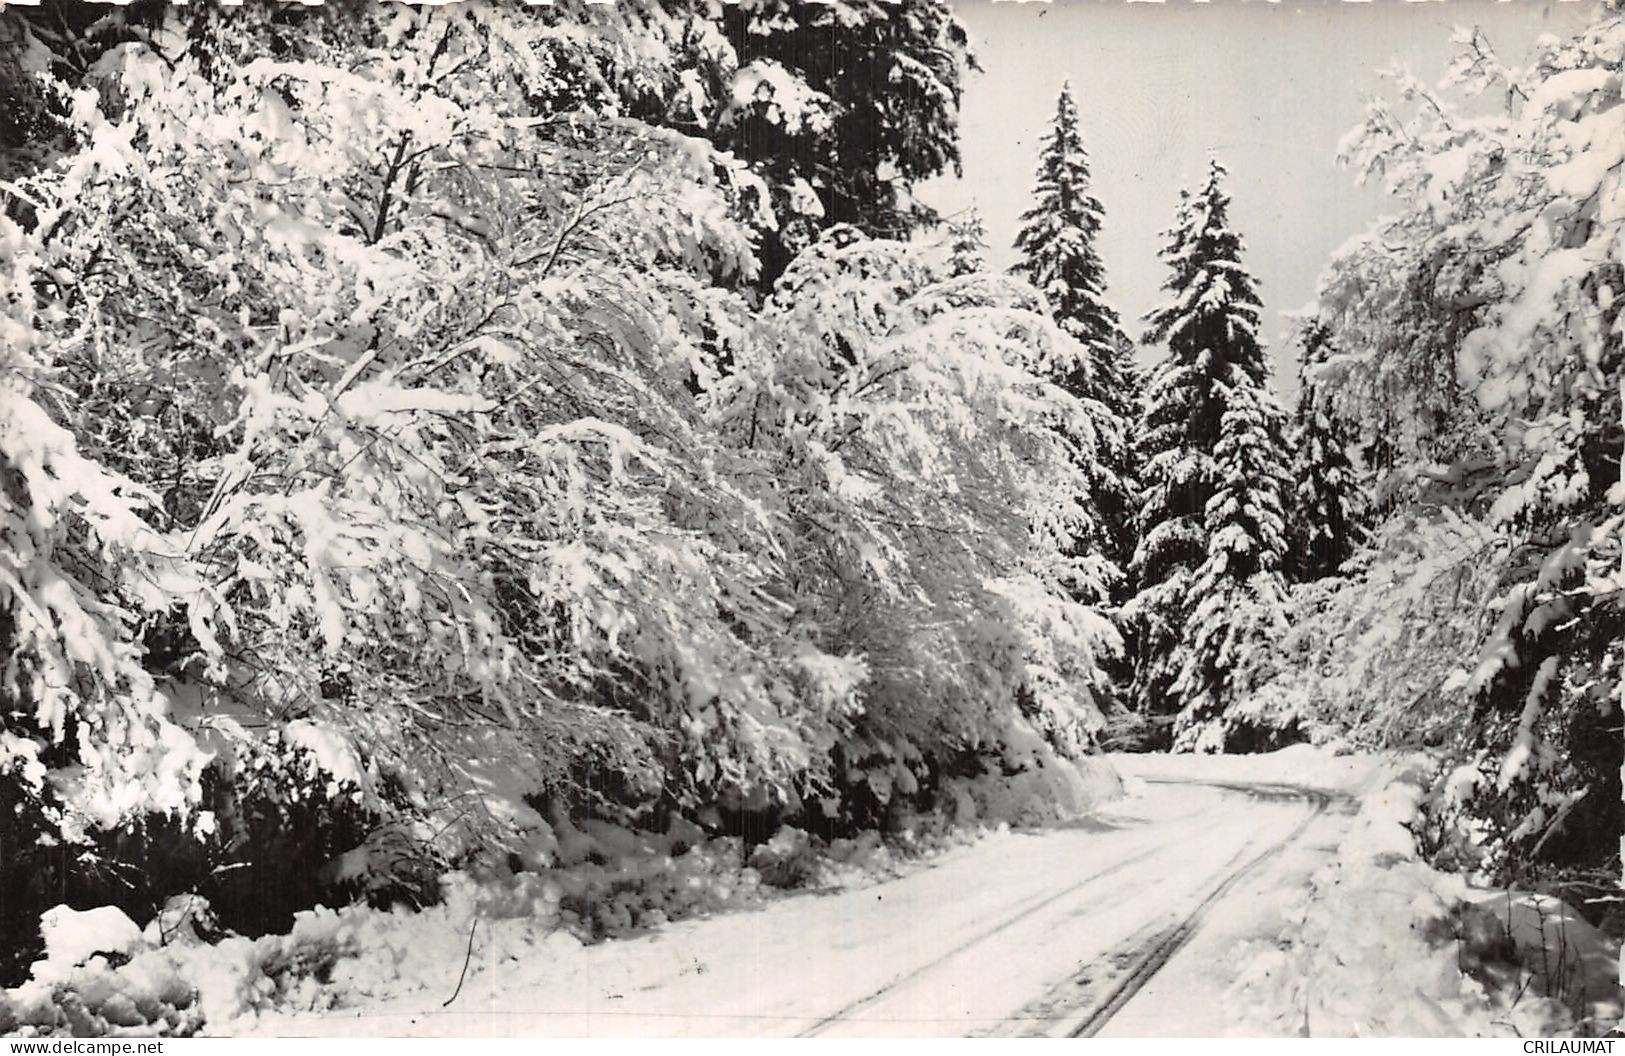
[715,0,971,283]
[1011,81,1138,579]
[1127,157,1290,746]
[945,207,990,277]
[1170,379,1293,749]
[1012,83,1117,369]
[1110,329,1144,416]
[1285,322,1367,582]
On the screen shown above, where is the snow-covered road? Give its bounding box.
[254,770,1361,1038]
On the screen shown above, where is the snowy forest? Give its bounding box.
[0,0,1620,1039]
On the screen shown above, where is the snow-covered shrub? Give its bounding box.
[0,726,404,987]
[938,721,1124,829]
[746,827,821,889]
[1229,761,1614,1036]
[0,899,370,1037]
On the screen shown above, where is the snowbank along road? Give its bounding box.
[255,772,1359,1038]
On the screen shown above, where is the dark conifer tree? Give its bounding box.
[1285,322,1368,582]
[714,0,971,284]
[1011,82,1137,579]
[1127,158,1291,747]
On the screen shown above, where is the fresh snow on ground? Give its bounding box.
[245,775,1315,1037]
[4,747,1616,1038]
[1230,757,1622,1038]
[34,907,145,984]
[1105,742,1382,795]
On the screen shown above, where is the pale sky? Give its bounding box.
[917,0,1599,389]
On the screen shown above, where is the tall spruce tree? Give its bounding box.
[1128,158,1291,747]
[1286,322,1368,581]
[1171,379,1293,749]
[1011,81,1138,579]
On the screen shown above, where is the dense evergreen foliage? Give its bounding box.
[710,0,972,281]
[1285,323,1368,583]
[1011,82,1138,578]
[1123,160,1292,748]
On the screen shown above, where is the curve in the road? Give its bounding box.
[1061,781,1335,1038]
[795,837,1178,1038]
[801,778,1338,1039]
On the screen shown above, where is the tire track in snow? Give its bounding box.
[1051,781,1334,1038]
[794,836,1184,1038]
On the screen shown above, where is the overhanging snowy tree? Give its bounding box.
[1126,158,1289,743]
[1011,81,1137,581]
[1,0,972,293]
[2,3,799,945]
[1310,16,1622,884]
[1285,321,1368,582]
[722,227,1123,801]
[0,0,1124,974]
